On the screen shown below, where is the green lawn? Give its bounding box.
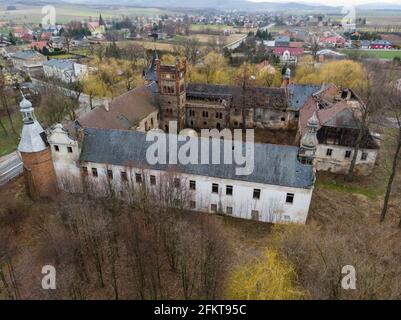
[0,113,22,157]
[315,178,380,199]
[339,49,401,60]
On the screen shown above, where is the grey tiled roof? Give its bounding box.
[80,128,314,189]
[11,50,44,60]
[287,84,320,111]
[43,59,74,70]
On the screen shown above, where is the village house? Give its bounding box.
[10,49,47,76]
[273,47,304,65]
[319,35,346,48]
[316,49,346,62]
[369,40,393,50]
[43,59,88,83]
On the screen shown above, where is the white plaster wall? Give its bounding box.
[48,130,82,190]
[79,161,314,224]
[315,143,377,174]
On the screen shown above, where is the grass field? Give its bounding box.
[340,49,401,60]
[0,4,179,24]
[0,113,21,157]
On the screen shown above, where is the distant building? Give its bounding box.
[30,41,48,52]
[319,36,346,48]
[10,50,47,76]
[316,49,346,62]
[369,40,393,50]
[275,36,290,47]
[43,59,88,83]
[273,47,304,66]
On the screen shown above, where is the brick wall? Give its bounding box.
[20,148,58,199]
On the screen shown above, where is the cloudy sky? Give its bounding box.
[250,0,401,6]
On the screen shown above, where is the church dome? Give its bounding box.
[308,111,319,127]
[20,97,33,110]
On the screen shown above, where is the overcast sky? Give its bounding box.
[249,0,401,6]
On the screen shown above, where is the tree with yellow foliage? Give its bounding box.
[82,74,110,109]
[226,249,307,300]
[255,66,283,88]
[294,59,368,89]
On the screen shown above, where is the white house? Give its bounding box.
[43,59,88,83]
[47,127,316,224]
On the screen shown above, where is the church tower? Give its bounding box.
[298,111,319,165]
[156,57,187,131]
[17,95,57,199]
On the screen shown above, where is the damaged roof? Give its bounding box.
[186,84,288,109]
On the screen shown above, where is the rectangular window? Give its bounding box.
[67,146,73,153]
[82,166,88,176]
[174,178,180,188]
[150,175,156,185]
[251,210,259,221]
[91,168,98,177]
[107,169,113,180]
[212,183,219,194]
[135,173,142,183]
[226,206,233,215]
[286,193,294,204]
[189,180,196,190]
[326,148,333,156]
[226,185,233,196]
[190,201,196,209]
[121,171,128,182]
[361,152,368,161]
[253,189,261,199]
[345,150,352,158]
[284,215,291,221]
[54,145,59,152]
[211,204,217,212]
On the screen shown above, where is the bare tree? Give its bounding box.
[377,79,401,223]
[348,70,379,178]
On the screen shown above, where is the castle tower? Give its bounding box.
[298,111,319,165]
[156,57,187,131]
[17,95,57,199]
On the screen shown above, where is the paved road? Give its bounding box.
[223,23,275,50]
[0,151,23,186]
